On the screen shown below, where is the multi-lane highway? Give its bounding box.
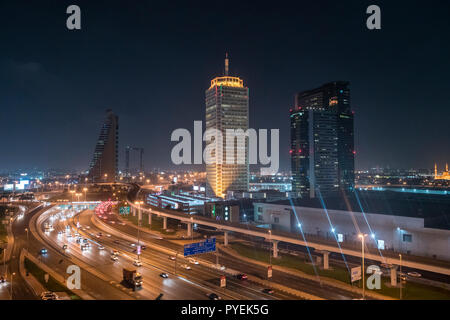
[37,206,299,300]
[66,208,361,300]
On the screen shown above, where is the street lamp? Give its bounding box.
[358,233,368,300]
[190,216,194,242]
[10,272,16,300]
[83,188,88,201]
[25,228,29,252]
[268,230,272,267]
[399,254,403,300]
[134,201,143,261]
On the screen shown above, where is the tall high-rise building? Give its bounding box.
[205,54,249,198]
[290,81,354,198]
[87,109,119,183]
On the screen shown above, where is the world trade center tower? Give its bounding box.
[205,55,249,198]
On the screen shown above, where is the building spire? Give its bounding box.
[446,163,449,172]
[224,52,229,76]
[435,163,438,178]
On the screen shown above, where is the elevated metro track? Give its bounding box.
[128,186,450,276]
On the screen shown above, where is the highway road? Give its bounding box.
[0,205,40,300]
[40,207,296,300]
[74,209,363,300]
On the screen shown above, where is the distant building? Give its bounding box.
[205,54,249,198]
[204,201,240,222]
[253,190,450,260]
[290,81,354,198]
[435,163,450,180]
[87,110,119,183]
[146,192,219,215]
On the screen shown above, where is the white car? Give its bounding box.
[133,260,142,267]
[181,264,191,270]
[189,259,199,265]
[98,246,105,250]
[111,255,118,261]
[407,272,422,278]
[106,234,111,237]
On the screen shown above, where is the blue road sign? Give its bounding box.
[184,238,216,257]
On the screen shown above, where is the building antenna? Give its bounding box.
[224,52,229,76]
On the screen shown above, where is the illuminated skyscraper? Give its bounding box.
[205,54,249,198]
[87,109,119,183]
[290,81,354,198]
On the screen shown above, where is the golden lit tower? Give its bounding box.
[205,54,249,198]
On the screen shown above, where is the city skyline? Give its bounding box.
[1,1,449,173]
[0,1,449,304]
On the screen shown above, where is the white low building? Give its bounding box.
[253,202,450,261]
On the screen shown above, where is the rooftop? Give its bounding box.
[268,190,450,230]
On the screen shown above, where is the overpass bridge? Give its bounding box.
[126,201,450,279]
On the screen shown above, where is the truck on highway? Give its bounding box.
[122,268,143,291]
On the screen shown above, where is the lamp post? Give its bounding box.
[399,254,403,300]
[10,272,16,300]
[268,230,272,267]
[25,228,29,252]
[190,216,194,242]
[135,201,143,261]
[83,188,88,201]
[358,233,368,300]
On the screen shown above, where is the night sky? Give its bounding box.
[1,0,449,173]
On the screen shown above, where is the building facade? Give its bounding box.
[290,81,354,198]
[205,55,249,198]
[253,202,450,261]
[87,109,119,183]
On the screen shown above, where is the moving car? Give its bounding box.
[188,258,199,265]
[98,245,105,250]
[113,240,120,244]
[40,292,58,300]
[111,255,119,261]
[0,276,5,283]
[112,250,119,256]
[169,256,176,260]
[141,245,146,250]
[159,273,169,278]
[207,293,221,300]
[62,244,68,250]
[407,272,422,278]
[133,260,142,267]
[262,288,274,294]
[181,264,191,270]
[40,248,48,255]
[236,274,248,280]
